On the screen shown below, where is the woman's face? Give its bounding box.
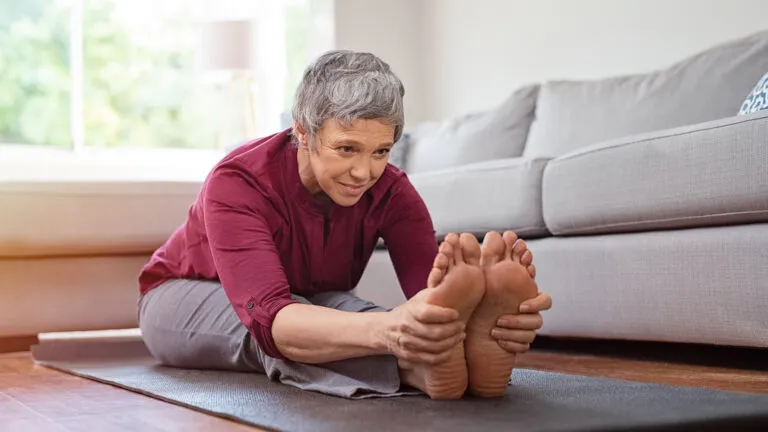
[296,118,395,207]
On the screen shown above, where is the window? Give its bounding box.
[0,0,326,157]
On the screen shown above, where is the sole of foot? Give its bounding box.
[406,233,485,400]
[465,231,539,398]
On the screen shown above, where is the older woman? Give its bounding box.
[137,50,552,400]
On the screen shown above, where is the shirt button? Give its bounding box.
[246,301,254,309]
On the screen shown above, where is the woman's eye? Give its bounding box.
[339,146,354,153]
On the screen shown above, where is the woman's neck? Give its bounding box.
[296,147,332,212]
[296,146,321,195]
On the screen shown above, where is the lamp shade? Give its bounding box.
[198,20,255,71]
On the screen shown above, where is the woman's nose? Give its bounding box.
[350,159,371,181]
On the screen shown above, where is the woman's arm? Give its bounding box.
[272,291,463,364]
[205,165,461,365]
[272,304,388,363]
[204,164,459,364]
[378,175,439,299]
[205,166,387,363]
[203,164,299,360]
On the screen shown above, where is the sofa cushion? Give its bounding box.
[525,30,768,159]
[0,181,201,257]
[542,111,768,236]
[406,84,539,174]
[410,158,550,238]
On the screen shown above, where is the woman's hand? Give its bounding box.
[382,288,465,365]
[491,292,552,354]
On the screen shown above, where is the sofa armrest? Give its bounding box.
[542,110,768,235]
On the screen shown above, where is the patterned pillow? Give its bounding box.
[739,72,768,115]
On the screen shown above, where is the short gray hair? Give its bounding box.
[291,50,405,145]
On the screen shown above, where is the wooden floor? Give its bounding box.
[0,351,257,432]
[1,338,767,431]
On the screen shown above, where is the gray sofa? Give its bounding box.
[355,30,768,349]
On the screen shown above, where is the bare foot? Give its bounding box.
[465,231,539,397]
[400,233,485,400]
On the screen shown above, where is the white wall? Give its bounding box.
[423,0,768,119]
[333,0,429,123]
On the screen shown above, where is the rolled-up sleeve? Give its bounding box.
[202,163,297,359]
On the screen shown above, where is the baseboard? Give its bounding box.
[531,336,768,370]
[0,335,39,353]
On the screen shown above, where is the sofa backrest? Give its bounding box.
[523,30,768,159]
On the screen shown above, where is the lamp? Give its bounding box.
[198,20,258,147]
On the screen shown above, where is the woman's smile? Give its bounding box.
[338,181,368,196]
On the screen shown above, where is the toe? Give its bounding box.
[521,250,533,266]
[427,267,444,288]
[436,241,454,272]
[481,231,505,267]
[512,239,527,263]
[444,233,464,265]
[527,263,537,279]
[502,231,518,260]
[460,233,482,266]
[433,245,451,270]
[444,233,460,253]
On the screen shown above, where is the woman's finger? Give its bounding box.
[496,314,543,330]
[491,328,536,344]
[498,340,530,354]
[413,302,460,324]
[401,323,466,353]
[419,349,455,365]
[519,292,552,313]
[410,319,465,341]
[400,329,465,354]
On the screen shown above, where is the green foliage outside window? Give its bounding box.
[0,0,308,150]
[0,0,72,147]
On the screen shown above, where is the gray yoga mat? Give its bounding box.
[31,336,768,432]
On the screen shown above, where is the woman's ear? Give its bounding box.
[293,122,309,148]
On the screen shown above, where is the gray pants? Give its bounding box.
[138,279,416,399]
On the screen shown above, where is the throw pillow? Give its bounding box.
[405,84,540,174]
[388,133,411,170]
[738,72,768,115]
